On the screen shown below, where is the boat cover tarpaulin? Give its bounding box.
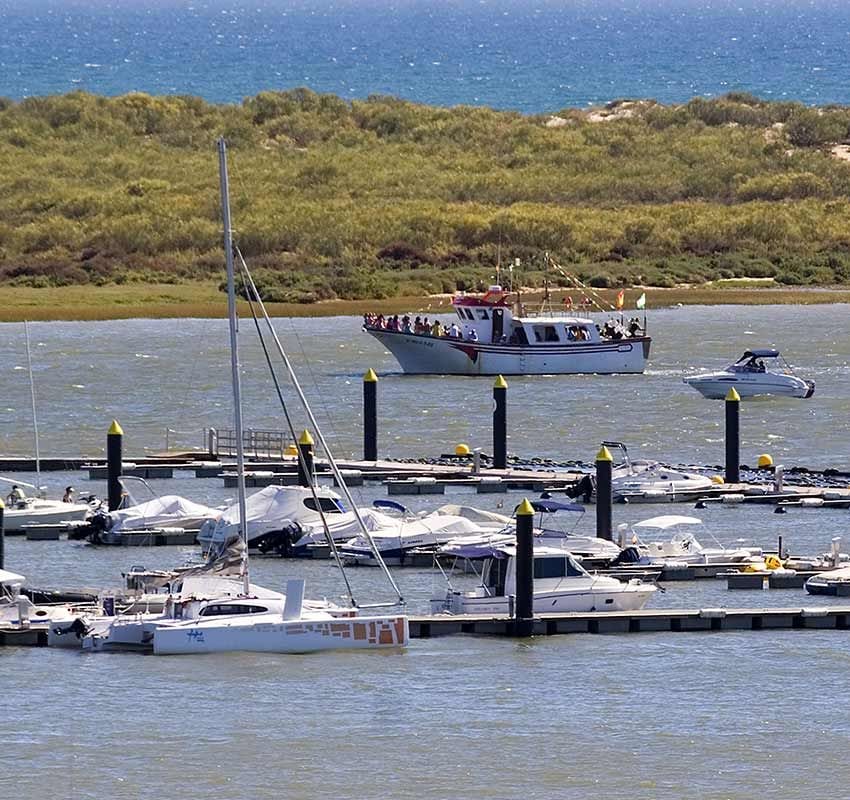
[110,495,221,532]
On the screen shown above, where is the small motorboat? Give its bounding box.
[607,441,716,502]
[623,515,762,565]
[683,349,815,400]
[430,541,656,615]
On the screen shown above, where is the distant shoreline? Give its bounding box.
[1,282,848,323]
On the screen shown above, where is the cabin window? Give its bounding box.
[509,327,528,346]
[543,326,559,342]
[200,604,268,616]
[533,328,544,342]
[534,557,567,579]
[476,309,489,320]
[485,558,508,595]
[464,308,475,321]
[456,310,465,320]
[304,497,345,514]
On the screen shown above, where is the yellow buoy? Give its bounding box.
[725,387,741,402]
[757,453,774,469]
[284,444,298,457]
[455,443,471,456]
[493,374,508,390]
[363,368,378,383]
[108,419,124,436]
[711,475,724,484]
[298,430,314,446]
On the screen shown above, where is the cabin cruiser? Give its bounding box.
[683,349,815,399]
[622,515,762,565]
[363,285,650,375]
[430,542,656,615]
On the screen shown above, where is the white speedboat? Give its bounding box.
[2,496,90,533]
[683,349,814,399]
[624,515,762,565]
[431,542,656,615]
[364,284,650,375]
[605,441,716,502]
[0,569,89,632]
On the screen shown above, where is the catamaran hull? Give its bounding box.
[367,330,650,375]
[152,614,409,654]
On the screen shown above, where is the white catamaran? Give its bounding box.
[151,139,409,655]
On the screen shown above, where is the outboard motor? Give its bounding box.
[255,521,304,557]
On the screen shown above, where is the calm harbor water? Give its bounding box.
[3,304,850,799]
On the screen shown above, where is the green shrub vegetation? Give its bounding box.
[2,90,850,301]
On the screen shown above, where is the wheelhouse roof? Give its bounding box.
[632,515,702,529]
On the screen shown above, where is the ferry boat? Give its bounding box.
[363,286,651,375]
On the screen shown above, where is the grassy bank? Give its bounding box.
[1,282,848,323]
[3,90,850,304]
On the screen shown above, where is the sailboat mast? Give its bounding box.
[218,137,250,597]
[24,321,40,489]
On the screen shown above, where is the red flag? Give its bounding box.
[615,289,624,310]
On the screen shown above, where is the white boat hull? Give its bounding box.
[4,501,89,534]
[433,584,655,615]
[367,330,650,375]
[683,374,814,399]
[152,613,409,654]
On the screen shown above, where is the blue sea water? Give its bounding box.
[1,0,849,112]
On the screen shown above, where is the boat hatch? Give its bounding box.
[199,603,271,616]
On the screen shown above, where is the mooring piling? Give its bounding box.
[493,374,508,470]
[297,429,315,487]
[725,387,741,484]
[513,497,535,637]
[596,445,613,541]
[107,419,124,511]
[363,368,378,461]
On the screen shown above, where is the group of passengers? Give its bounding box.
[363,313,478,340]
[600,317,644,340]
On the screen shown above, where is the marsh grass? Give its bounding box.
[3,90,850,306]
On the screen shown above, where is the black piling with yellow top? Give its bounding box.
[725,388,741,484]
[514,498,535,637]
[363,368,378,462]
[595,445,613,541]
[493,375,508,470]
[0,499,5,570]
[297,429,315,487]
[107,419,124,512]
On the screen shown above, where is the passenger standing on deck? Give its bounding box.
[6,485,25,505]
[431,319,442,337]
[62,486,75,503]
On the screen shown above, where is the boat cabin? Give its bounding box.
[451,288,600,345]
[730,349,780,374]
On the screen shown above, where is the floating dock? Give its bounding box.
[408,605,850,638]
